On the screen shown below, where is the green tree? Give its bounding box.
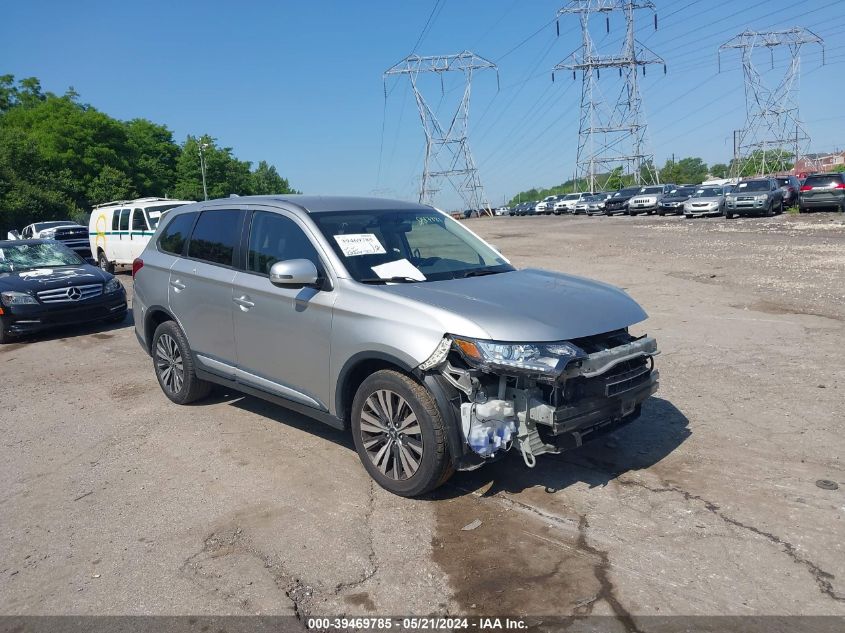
[174,135,254,201]
[251,160,296,195]
[660,157,708,184]
[710,163,729,179]
[125,119,179,196]
[87,165,135,205]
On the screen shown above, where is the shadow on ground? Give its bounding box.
[440,396,690,498]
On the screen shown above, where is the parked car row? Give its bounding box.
[500,173,845,220]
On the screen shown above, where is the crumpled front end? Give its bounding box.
[418,329,659,470]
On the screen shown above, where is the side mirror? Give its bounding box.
[269,259,320,287]
[7,230,21,240]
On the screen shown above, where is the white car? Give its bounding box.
[553,192,594,215]
[10,221,92,259]
[89,197,194,272]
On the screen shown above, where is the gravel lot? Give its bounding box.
[2,212,844,623]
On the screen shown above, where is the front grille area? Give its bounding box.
[37,284,103,303]
[563,356,651,402]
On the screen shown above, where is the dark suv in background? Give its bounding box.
[799,172,845,213]
[774,175,802,208]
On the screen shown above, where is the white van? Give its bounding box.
[89,197,193,272]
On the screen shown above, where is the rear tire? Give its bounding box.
[151,321,212,405]
[98,251,114,274]
[351,369,453,497]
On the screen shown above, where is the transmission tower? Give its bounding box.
[719,28,824,177]
[384,51,498,211]
[554,1,665,191]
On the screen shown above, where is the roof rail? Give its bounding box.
[91,196,180,209]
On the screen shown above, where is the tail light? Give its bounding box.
[835,182,845,189]
[132,258,144,278]
[800,185,812,191]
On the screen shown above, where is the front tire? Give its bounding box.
[98,251,114,274]
[351,369,453,497]
[151,321,212,405]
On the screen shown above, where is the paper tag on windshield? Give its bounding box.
[334,234,386,257]
[371,258,426,281]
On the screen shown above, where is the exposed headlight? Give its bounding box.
[452,336,586,378]
[105,278,122,294]
[1,291,38,305]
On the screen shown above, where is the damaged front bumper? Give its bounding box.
[422,333,659,470]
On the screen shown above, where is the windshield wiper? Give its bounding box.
[461,268,505,278]
[358,276,422,284]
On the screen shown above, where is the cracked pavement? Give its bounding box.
[1,212,843,622]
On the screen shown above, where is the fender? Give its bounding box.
[334,351,417,423]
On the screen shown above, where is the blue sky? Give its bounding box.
[2,0,844,208]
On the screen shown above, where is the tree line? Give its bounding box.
[0,75,297,235]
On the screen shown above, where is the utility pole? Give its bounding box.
[384,51,498,213]
[719,28,824,177]
[554,1,665,191]
[198,141,210,201]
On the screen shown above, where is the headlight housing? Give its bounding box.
[40,229,57,239]
[1,291,38,305]
[104,278,122,294]
[452,336,586,379]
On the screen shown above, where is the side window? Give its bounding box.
[187,209,242,267]
[131,208,148,232]
[158,212,197,256]
[111,211,119,231]
[22,226,31,238]
[247,212,320,275]
[119,208,130,231]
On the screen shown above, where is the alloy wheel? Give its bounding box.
[359,389,423,481]
[155,333,184,394]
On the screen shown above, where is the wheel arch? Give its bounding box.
[143,305,178,354]
[335,352,418,426]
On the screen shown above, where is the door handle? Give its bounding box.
[170,279,186,291]
[233,295,255,310]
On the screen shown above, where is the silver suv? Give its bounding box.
[132,196,659,496]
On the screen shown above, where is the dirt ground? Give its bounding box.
[1,212,844,625]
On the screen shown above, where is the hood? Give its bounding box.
[375,269,647,341]
[0,265,108,293]
[607,194,636,204]
[688,196,722,204]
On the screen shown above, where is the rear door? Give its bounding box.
[129,208,152,261]
[169,208,245,375]
[114,208,131,263]
[231,209,336,411]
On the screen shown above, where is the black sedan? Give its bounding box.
[658,186,697,216]
[0,239,127,343]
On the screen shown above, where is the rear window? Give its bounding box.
[803,174,844,187]
[187,210,243,267]
[158,212,197,256]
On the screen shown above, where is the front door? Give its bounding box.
[232,210,335,411]
[168,209,245,374]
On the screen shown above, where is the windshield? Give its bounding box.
[146,203,189,229]
[34,221,72,231]
[563,194,580,201]
[736,181,770,192]
[614,188,640,197]
[311,209,514,283]
[669,187,695,197]
[692,187,722,198]
[640,186,664,194]
[0,241,83,272]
